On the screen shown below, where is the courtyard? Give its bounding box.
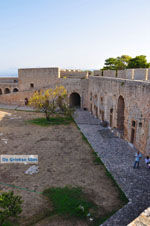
[0,109,125,226]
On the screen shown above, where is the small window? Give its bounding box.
[14,80,17,83]
[132,121,136,127]
[110,108,113,113]
[101,97,103,104]
[139,122,142,128]
[30,83,34,88]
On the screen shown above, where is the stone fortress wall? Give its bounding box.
[0,67,150,154]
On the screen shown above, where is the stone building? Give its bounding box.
[0,67,150,155]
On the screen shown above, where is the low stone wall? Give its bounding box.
[0,77,18,83]
[0,90,33,106]
[128,207,150,226]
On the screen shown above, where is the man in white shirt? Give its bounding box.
[133,151,142,169]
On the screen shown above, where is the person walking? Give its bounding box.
[145,156,150,169]
[133,151,142,169]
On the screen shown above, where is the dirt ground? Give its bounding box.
[0,110,124,225]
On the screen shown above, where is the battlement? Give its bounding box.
[94,68,150,81]
[60,69,88,79]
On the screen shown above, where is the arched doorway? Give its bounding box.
[25,98,28,105]
[0,89,2,95]
[69,92,81,108]
[4,88,10,94]
[110,108,113,127]
[117,96,125,131]
[13,88,19,92]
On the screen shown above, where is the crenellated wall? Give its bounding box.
[93,68,150,81]
[60,69,88,79]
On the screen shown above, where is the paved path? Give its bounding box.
[0,104,33,111]
[74,109,150,226]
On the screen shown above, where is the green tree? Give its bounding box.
[103,57,117,70]
[103,55,132,70]
[127,55,150,68]
[116,55,132,69]
[0,191,23,225]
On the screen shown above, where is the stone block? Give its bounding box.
[126,69,134,80]
[117,70,126,79]
[134,69,147,80]
[103,70,116,77]
[93,70,102,76]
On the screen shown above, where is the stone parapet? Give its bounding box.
[94,68,150,81]
[93,70,102,76]
[0,77,18,83]
[128,207,150,226]
[126,69,134,79]
[134,68,148,80]
[60,69,88,79]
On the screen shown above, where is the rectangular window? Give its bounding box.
[30,83,34,88]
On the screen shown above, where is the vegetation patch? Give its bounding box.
[0,191,22,226]
[28,115,73,126]
[92,151,103,165]
[43,187,97,222]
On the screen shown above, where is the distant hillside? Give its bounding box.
[0,74,18,77]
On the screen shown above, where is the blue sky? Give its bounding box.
[0,0,150,75]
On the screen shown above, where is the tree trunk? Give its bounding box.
[45,111,50,121]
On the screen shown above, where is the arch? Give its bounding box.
[117,96,125,131]
[69,92,81,108]
[13,88,19,92]
[0,89,2,95]
[25,98,28,105]
[4,88,10,94]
